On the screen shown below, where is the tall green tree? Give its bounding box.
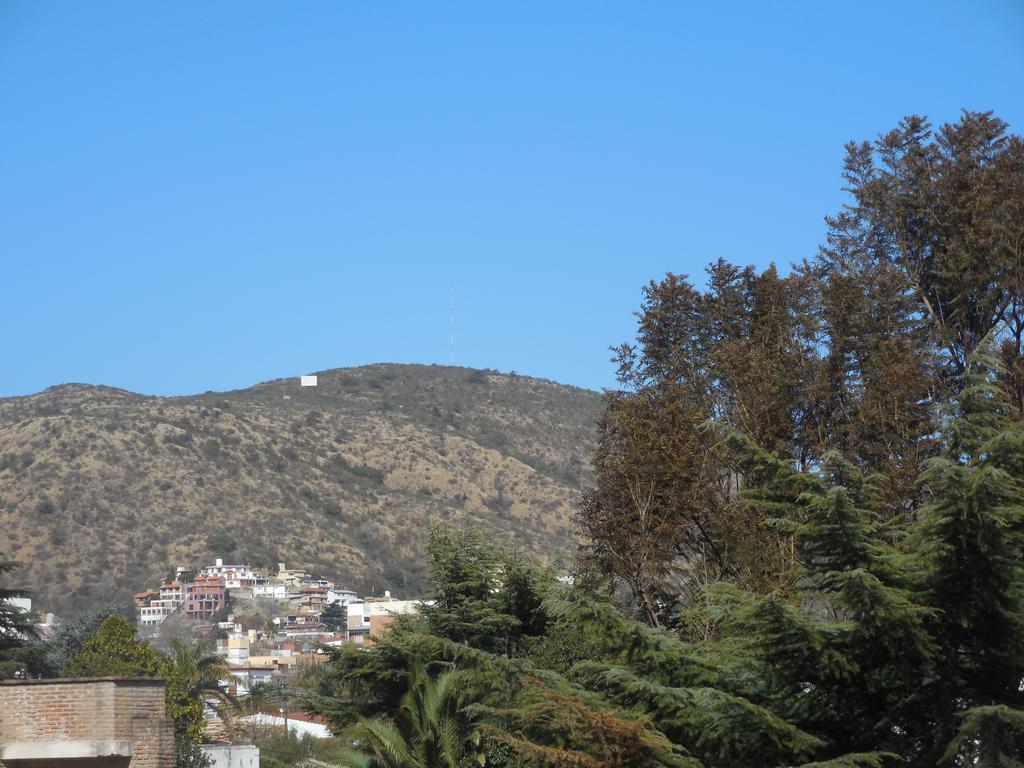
[719,432,934,757]
[310,531,845,767]
[420,528,520,652]
[39,605,122,677]
[911,343,1024,765]
[421,528,551,655]
[311,247,1023,766]
[804,253,937,516]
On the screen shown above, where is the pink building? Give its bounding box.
[186,576,226,620]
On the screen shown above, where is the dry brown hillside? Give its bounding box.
[0,364,600,613]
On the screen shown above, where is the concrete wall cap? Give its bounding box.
[1,741,134,760]
[0,676,166,686]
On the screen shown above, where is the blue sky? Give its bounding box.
[1,2,1022,397]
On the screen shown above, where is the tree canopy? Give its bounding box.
[578,110,1024,612]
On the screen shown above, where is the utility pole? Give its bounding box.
[280,684,289,735]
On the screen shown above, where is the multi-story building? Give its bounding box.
[275,563,311,591]
[291,588,327,612]
[161,581,187,605]
[251,577,288,600]
[282,621,330,639]
[140,581,186,626]
[345,594,426,644]
[199,558,262,589]
[133,590,159,610]
[217,636,250,667]
[186,576,226,620]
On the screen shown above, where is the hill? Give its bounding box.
[0,364,601,613]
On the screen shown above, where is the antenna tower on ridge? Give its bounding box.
[449,287,456,366]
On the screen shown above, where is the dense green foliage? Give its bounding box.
[40,604,125,675]
[63,615,167,677]
[325,661,484,768]
[0,568,126,680]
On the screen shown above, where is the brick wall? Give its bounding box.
[0,678,174,768]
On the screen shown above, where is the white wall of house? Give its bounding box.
[252,582,288,599]
[346,598,423,630]
[224,667,276,696]
[238,714,331,739]
[200,743,260,768]
[200,561,263,589]
[4,597,31,613]
[326,588,358,605]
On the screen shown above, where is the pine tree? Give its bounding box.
[544,591,828,767]
[716,431,934,757]
[420,528,522,653]
[823,111,1024,375]
[578,265,817,616]
[472,676,700,768]
[911,343,1024,765]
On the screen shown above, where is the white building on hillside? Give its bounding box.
[251,578,288,600]
[140,582,186,626]
[326,587,358,605]
[346,593,428,643]
[199,559,262,589]
[217,636,250,666]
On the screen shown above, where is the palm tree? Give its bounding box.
[328,661,482,768]
[166,639,237,740]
